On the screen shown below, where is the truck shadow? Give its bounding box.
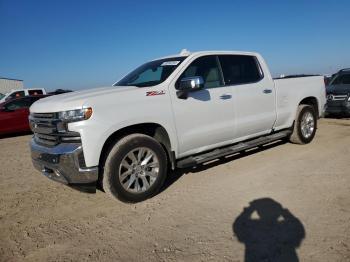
[161,140,287,193]
[233,198,305,262]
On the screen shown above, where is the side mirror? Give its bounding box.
[177,76,204,99]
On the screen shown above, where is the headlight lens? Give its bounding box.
[58,107,93,122]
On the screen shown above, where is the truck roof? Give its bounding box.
[155,50,260,61]
[8,88,46,93]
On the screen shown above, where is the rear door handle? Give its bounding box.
[263,89,272,94]
[220,94,232,100]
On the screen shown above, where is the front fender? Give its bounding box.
[69,118,178,168]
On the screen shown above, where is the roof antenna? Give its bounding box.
[180,49,190,55]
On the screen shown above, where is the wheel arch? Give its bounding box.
[98,123,175,180]
[299,96,319,117]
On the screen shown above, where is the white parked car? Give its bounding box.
[0,88,47,103]
[29,50,326,202]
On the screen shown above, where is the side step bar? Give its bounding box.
[176,130,291,168]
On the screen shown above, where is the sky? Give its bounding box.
[0,0,349,91]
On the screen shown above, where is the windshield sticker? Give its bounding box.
[146,90,165,96]
[161,61,180,66]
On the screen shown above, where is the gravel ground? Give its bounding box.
[0,118,349,262]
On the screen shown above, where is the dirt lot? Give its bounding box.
[0,118,349,262]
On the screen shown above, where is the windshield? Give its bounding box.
[330,74,350,85]
[114,57,187,87]
[0,93,4,100]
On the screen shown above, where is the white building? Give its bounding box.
[0,77,24,95]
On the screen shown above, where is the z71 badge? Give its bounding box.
[146,90,165,96]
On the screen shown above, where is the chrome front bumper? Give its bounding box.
[30,139,98,190]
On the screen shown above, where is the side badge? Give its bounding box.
[146,90,165,96]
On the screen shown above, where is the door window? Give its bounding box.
[219,55,263,85]
[6,91,25,101]
[5,98,32,110]
[178,56,223,89]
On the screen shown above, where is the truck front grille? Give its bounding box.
[29,113,80,147]
[34,133,60,146]
[31,112,56,119]
[327,94,348,101]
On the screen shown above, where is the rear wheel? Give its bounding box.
[289,105,317,144]
[102,134,167,202]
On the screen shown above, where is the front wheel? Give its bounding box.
[102,134,168,202]
[289,104,317,144]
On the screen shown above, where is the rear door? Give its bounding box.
[218,55,276,139]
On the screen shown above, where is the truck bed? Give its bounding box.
[273,76,326,131]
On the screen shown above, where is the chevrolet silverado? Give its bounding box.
[29,50,326,202]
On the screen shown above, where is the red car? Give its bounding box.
[0,95,47,135]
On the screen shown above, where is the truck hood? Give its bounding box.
[30,86,137,113]
[326,84,350,95]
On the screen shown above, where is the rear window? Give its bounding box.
[29,90,43,95]
[219,55,263,85]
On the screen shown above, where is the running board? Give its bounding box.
[176,130,291,168]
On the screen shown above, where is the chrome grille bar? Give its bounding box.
[328,94,348,101]
[29,112,80,147]
[333,95,348,101]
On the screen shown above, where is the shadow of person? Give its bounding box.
[233,198,305,262]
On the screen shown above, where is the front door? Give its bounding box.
[170,55,235,157]
[0,97,32,133]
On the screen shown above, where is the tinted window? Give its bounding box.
[219,55,262,85]
[29,90,43,95]
[115,57,186,87]
[5,97,32,110]
[6,91,25,101]
[179,56,223,89]
[331,74,350,85]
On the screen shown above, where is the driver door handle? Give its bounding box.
[220,94,232,100]
[263,89,272,94]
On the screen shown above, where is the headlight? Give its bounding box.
[348,96,350,102]
[58,107,93,122]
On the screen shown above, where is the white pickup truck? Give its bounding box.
[0,88,47,103]
[29,50,326,202]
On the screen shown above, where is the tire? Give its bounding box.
[102,134,168,202]
[289,105,317,144]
